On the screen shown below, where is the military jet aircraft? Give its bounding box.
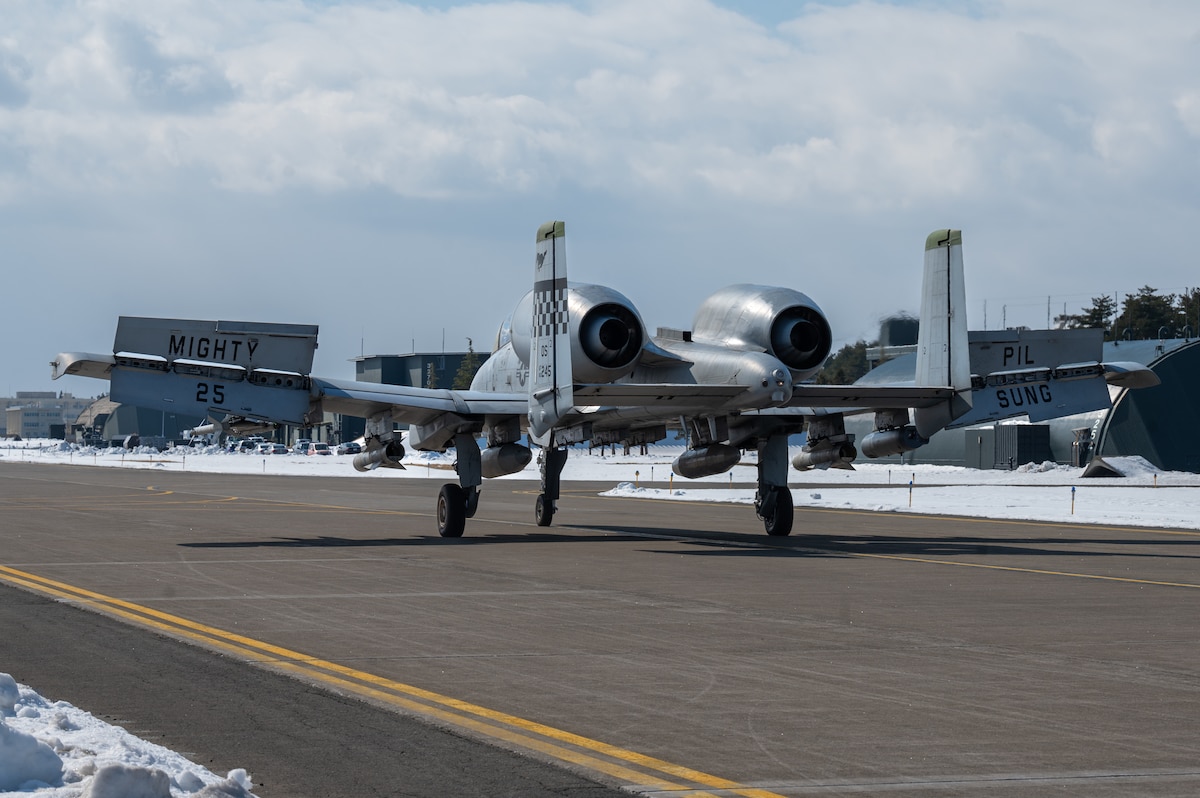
[52,223,1151,538]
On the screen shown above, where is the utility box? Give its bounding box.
[994,424,1053,470]
[964,427,996,470]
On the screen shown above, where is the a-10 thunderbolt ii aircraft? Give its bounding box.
[52,222,1154,538]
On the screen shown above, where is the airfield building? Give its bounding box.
[2,392,96,439]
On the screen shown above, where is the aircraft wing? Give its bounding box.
[312,377,526,425]
[572,382,748,406]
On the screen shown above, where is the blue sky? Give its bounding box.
[3,0,1199,395]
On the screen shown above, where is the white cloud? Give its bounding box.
[3,0,1200,392]
[3,0,1198,206]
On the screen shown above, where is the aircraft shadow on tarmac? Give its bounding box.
[179,525,1200,562]
[581,525,1200,561]
[177,531,649,548]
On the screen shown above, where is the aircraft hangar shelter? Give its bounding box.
[1092,337,1200,472]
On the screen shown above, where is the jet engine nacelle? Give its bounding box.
[691,285,833,381]
[672,443,741,479]
[509,283,647,383]
[352,440,407,472]
[859,427,927,459]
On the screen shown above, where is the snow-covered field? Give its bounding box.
[4,439,1199,530]
[2,439,1198,796]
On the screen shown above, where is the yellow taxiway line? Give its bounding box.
[0,564,785,798]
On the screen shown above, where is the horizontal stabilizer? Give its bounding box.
[785,384,959,410]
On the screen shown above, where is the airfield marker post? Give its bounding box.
[1071,486,1076,515]
[908,480,913,507]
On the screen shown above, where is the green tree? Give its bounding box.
[1112,286,1177,340]
[815,340,871,385]
[1176,288,1200,337]
[452,338,483,390]
[1064,294,1118,337]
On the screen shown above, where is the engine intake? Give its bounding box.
[770,306,832,372]
[509,283,647,383]
[691,285,833,380]
[579,303,643,370]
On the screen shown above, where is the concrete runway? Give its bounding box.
[3,460,1200,797]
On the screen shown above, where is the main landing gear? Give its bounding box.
[535,447,568,527]
[754,434,794,537]
[436,433,481,538]
[436,483,479,538]
[435,436,567,536]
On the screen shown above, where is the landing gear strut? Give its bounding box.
[437,432,482,538]
[754,435,794,537]
[536,447,568,526]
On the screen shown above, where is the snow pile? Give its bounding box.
[1014,460,1063,474]
[0,673,258,798]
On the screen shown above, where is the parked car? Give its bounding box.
[335,441,362,455]
[252,442,274,455]
[267,443,288,455]
[293,441,314,456]
[309,443,332,456]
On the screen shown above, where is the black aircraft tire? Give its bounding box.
[764,486,794,537]
[437,483,467,538]
[534,493,554,527]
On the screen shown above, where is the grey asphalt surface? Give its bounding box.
[3,460,1200,797]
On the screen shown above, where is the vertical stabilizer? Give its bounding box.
[914,228,972,438]
[527,220,573,446]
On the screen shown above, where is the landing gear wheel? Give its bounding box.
[763,486,794,537]
[437,483,467,538]
[534,493,555,527]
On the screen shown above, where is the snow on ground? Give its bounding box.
[3,439,1199,530]
[0,674,256,798]
[2,440,1198,795]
